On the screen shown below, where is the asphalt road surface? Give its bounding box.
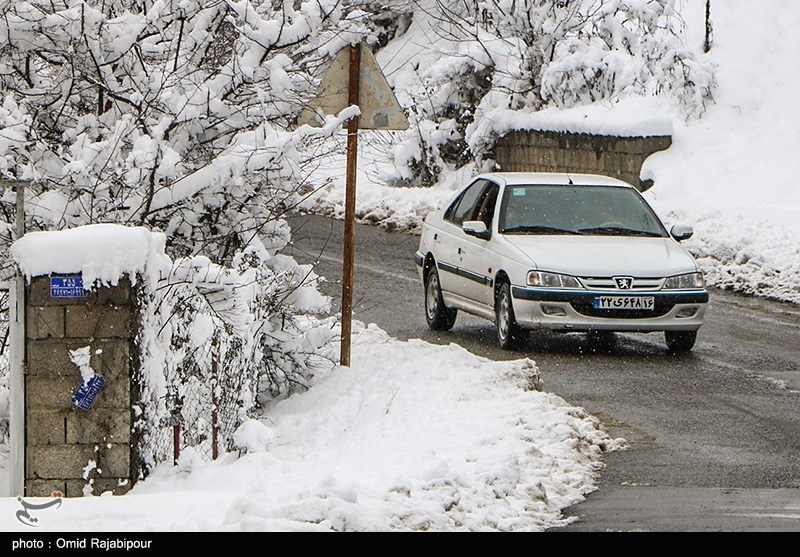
[285,213,800,532]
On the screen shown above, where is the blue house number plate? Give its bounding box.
[71,375,106,411]
[50,276,87,298]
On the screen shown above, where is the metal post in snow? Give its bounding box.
[2,179,28,496]
[340,44,361,368]
[14,181,24,495]
[173,424,181,465]
[6,280,22,497]
[211,335,219,460]
[299,40,407,364]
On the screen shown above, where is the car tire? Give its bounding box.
[425,266,457,331]
[495,282,527,350]
[665,330,697,353]
[587,330,617,353]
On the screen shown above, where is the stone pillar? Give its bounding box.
[25,275,137,497]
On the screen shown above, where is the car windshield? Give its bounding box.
[499,184,668,237]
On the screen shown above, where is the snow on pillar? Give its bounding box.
[11,224,168,497]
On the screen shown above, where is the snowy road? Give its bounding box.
[285,214,800,532]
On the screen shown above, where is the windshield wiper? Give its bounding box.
[502,225,581,235]
[578,226,663,237]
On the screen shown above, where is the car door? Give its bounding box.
[437,179,489,298]
[458,181,500,307]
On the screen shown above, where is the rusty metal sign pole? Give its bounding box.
[340,44,361,368]
[298,41,408,366]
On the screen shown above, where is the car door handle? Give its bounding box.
[458,247,464,254]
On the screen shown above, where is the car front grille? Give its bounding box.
[570,303,674,319]
[578,277,665,291]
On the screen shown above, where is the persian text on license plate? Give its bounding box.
[593,296,655,310]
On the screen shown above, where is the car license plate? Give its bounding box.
[594,296,654,310]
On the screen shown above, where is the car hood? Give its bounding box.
[503,235,698,277]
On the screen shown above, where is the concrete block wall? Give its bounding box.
[493,129,672,191]
[25,275,136,497]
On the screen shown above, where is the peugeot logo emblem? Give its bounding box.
[614,276,634,290]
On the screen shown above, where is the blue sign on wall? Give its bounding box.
[71,375,105,411]
[50,276,87,298]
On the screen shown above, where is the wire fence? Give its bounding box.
[159,332,250,464]
[138,271,263,469]
[142,333,250,465]
[144,337,222,465]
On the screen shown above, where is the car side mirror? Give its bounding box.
[463,220,490,239]
[670,224,694,242]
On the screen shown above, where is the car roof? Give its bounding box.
[474,172,634,188]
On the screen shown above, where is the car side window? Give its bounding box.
[445,180,488,226]
[475,182,499,228]
[443,196,460,222]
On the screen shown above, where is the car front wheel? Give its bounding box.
[665,330,697,353]
[425,267,457,330]
[495,282,527,350]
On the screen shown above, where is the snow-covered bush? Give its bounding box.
[0,0,363,260]
[392,64,492,187]
[390,0,717,185]
[0,1,374,409]
[540,1,716,118]
[136,241,338,469]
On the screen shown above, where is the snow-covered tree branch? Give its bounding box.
[0,0,376,411]
[0,0,359,262]
[389,0,717,186]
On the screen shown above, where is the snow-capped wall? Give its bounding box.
[494,126,672,191]
[10,224,171,289]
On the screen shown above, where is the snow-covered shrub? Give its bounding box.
[0,0,365,260]
[392,64,492,187]
[540,1,716,118]
[389,0,717,185]
[0,1,371,417]
[353,0,415,48]
[138,244,338,470]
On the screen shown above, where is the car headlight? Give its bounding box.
[527,271,582,289]
[663,272,704,290]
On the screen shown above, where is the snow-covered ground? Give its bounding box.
[1,0,795,533]
[0,324,622,531]
[0,221,622,532]
[643,1,800,304]
[308,0,800,304]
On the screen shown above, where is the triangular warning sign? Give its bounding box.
[298,43,409,131]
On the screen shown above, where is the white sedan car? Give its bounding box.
[415,172,708,352]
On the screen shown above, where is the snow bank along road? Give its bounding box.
[285,214,800,532]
